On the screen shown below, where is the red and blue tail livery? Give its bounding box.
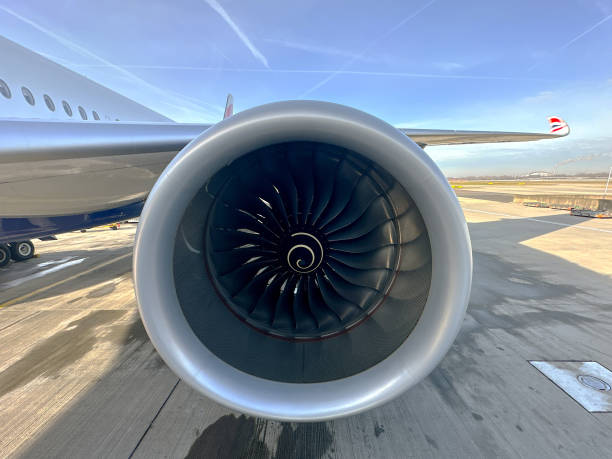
[223,93,234,119]
[548,116,570,136]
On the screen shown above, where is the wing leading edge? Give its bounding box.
[401,117,569,147]
[0,119,212,163]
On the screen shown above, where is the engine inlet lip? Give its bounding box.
[134,100,472,421]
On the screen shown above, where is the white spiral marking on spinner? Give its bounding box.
[287,232,324,273]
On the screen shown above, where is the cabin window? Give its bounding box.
[44,94,55,111]
[62,100,73,117]
[0,79,10,99]
[21,86,35,105]
[78,106,87,120]
[92,110,100,120]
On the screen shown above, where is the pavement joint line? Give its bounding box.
[0,252,132,309]
[0,310,41,332]
[128,379,180,458]
[463,208,612,234]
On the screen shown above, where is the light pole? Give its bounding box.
[605,166,612,199]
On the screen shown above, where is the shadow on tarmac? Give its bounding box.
[12,213,612,458]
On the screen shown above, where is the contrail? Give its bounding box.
[559,14,612,50]
[528,13,612,72]
[264,38,371,61]
[203,0,269,68]
[0,6,221,120]
[72,63,562,82]
[298,0,438,98]
[554,152,612,168]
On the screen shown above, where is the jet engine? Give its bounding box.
[133,101,472,421]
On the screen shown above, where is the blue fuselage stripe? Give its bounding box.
[0,201,144,243]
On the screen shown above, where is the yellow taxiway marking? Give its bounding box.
[0,252,132,309]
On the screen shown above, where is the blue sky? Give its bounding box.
[0,0,611,176]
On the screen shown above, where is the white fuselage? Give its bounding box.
[0,36,180,217]
[0,36,169,123]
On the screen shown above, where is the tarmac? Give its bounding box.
[1,184,612,458]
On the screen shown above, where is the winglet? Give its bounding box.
[548,116,569,136]
[223,94,234,119]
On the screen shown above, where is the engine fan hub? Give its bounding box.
[284,231,325,274]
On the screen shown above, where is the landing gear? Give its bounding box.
[9,240,35,262]
[0,243,10,267]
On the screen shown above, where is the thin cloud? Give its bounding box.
[298,0,438,98]
[0,6,221,120]
[520,90,556,104]
[264,38,373,62]
[203,0,269,68]
[212,44,233,64]
[433,61,466,72]
[595,1,612,15]
[528,13,612,72]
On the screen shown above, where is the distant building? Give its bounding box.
[523,171,553,177]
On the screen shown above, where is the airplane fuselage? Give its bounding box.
[0,36,182,242]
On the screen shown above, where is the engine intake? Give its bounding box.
[134,101,471,421]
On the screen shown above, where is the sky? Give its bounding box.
[0,0,611,177]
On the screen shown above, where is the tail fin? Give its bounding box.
[548,116,569,136]
[223,94,234,119]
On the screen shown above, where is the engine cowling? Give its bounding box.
[133,101,472,421]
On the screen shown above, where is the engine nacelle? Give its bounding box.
[133,101,472,421]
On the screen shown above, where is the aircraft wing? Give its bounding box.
[0,116,569,163]
[401,128,567,147]
[401,117,570,147]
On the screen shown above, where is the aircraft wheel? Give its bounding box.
[0,243,10,267]
[10,240,35,261]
